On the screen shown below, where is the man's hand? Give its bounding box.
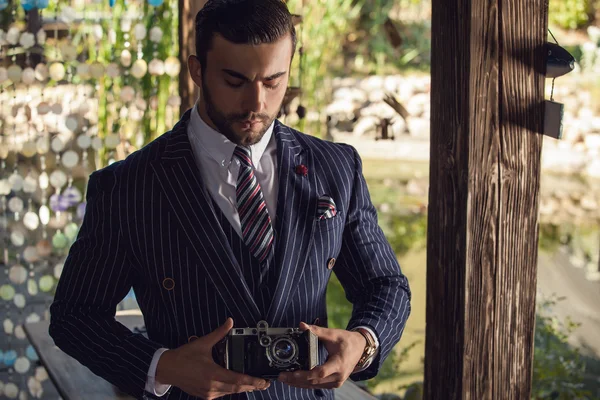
[277,322,366,389]
[156,318,270,399]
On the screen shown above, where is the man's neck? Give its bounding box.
[195,102,220,133]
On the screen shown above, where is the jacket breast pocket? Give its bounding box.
[314,211,344,233]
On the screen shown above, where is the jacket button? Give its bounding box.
[188,335,199,343]
[315,388,325,397]
[327,258,336,270]
[162,278,175,290]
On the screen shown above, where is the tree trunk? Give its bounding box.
[178,0,207,116]
[424,0,548,398]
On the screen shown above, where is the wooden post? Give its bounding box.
[597,229,599,273]
[425,0,548,398]
[26,9,43,66]
[178,0,208,116]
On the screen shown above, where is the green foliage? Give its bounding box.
[532,296,592,399]
[384,212,427,256]
[341,0,431,75]
[5,0,179,168]
[326,260,422,391]
[325,273,354,330]
[549,0,592,30]
[402,381,424,400]
[353,0,396,75]
[0,8,12,30]
[285,0,361,137]
[538,222,599,265]
[325,211,426,391]
[391,21,430,70]
[365,339,421,391]
[538,223,563,253]
[139,0,179,144]
[326,207,597,398]
[84,0,178,166]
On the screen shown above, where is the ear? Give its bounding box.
[187,55,203,88]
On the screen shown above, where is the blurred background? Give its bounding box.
[0,0,599,398]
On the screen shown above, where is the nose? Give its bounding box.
[243,82,267,115]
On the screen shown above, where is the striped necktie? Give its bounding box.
[233,145,274,263]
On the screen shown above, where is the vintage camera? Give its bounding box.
[216,320,319,379]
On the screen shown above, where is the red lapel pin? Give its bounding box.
[295,164,308,176]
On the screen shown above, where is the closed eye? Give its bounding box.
[264,83,281,90]
[226,81,280,90]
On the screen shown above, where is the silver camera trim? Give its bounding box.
[228,320,303,369]
[225,320,318,374]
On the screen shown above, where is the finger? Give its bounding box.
[210,379,271,395]
[299,321,311,331]
[304,356,342,381]
[279,371,302,384]
[279,356,342,386]
[312,380,347,389]
[299,321,320,335]
[204,379,270,399]
[307,372,344,386]
[282,375,345,390]
[278,368,321,386]
[214,366,270,389]
[299,322,331,341]
[201,318,234,348]
[280,382,314,390]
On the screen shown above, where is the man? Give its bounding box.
[49,0,411,399]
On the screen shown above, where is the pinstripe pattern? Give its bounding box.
[233,146,274,264]
[212,196,275,313]
[48,109,411,400]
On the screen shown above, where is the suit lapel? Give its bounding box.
[150,110,261,327]
[267,121,318,326]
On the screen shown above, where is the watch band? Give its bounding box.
[353,327,377,369]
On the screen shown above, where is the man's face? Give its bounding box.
[188,33,292,147]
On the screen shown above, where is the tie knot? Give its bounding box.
[233,145,253,166]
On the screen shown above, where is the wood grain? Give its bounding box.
[178,0,207,115]
[24,315,142,400]
[425,0,547,398]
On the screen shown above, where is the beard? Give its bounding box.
[200,78,280,147]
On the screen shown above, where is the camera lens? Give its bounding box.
[272,338,296,362]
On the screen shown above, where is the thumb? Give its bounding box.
[300,321,322,336]
[202,317,234,347]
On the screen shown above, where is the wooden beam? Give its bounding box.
[178,0,208,116]
[424,0,547,398]
[26,9,43,66]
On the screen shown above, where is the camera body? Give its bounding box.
[217,320,319,379]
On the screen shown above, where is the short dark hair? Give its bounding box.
[195,0,297,75]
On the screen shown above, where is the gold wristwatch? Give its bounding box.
[353,327,377,370]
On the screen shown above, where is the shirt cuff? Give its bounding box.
[351,325,380,372]
[145,347,172,396]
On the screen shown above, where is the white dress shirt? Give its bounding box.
[144,105,378,396]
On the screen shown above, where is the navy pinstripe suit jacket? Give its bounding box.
[49,110,411,400]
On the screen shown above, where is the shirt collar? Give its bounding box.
[189,102,274,167]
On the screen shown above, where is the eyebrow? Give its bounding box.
[222,69,287,81]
